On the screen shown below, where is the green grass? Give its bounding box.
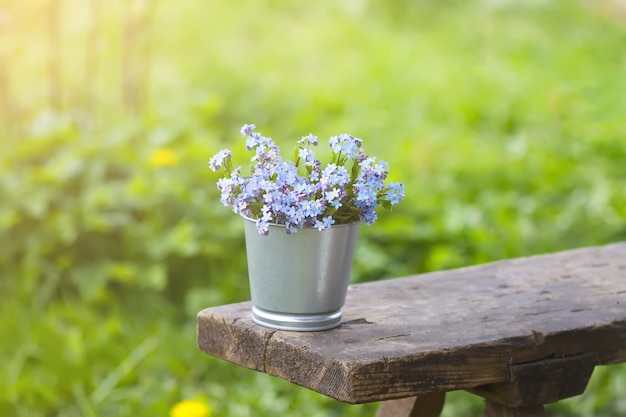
[1,0,625,416]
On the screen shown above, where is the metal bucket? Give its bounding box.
[243,217,359,331]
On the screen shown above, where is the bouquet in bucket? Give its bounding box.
[209,124,405,235]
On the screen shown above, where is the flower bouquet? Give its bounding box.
[210,124,405,235]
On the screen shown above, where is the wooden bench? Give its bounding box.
[197,243,626,416]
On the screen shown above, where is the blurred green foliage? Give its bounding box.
[1,0,625,416]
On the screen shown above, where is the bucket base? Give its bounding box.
[251,305,342,331]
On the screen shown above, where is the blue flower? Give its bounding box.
[245,134,261,151]
[298,133,319,147]
[298,147,316,166]
[309,170,320,182]
[209,149,232,172]
[320,164,350,189]
[256,218,270,236]
[216,177,235,206]
[240,124,256,136]
[315,216,335,231]
[329,134,362,159]
[325,188,339,201]
[360,209,378,225]
[386,183,405,205]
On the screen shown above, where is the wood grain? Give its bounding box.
[197,243,626,404]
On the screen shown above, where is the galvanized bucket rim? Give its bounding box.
[241,214,360,230]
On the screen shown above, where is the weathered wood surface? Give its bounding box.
[470,352,598,407]
[197,243,626,404]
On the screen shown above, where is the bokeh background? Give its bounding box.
[1,0,625,416]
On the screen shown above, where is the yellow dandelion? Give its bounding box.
[169,399,211,417]
[150,147,179,167]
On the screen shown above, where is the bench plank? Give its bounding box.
[197,243,626,404]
